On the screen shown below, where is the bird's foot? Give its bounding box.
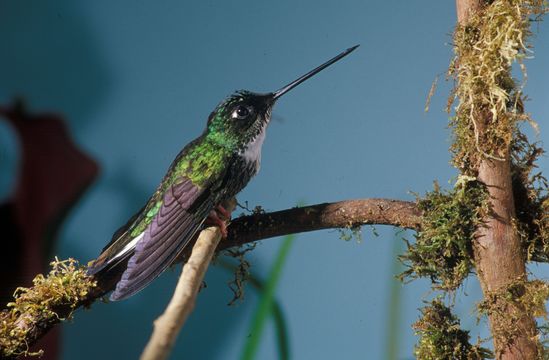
[205,205,231,238]
[215,204,231,220]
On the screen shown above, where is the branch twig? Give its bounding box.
[140,227,222,360]
[222,198,421,250]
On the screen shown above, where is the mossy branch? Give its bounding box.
[0,259,96,359]
[450,0,546,174]
[414,299,493,359]
[222,198,421,249]
[400,176,490,291]
[478,278,549,349]
[452,0,547,358]
[0,197,421,358]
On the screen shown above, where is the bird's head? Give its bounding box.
[206,90,275,150]
[205,45,359,150]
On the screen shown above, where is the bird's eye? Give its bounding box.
[232,105,251,119]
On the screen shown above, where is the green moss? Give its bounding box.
[400,177,489,290]
[0,258,96,358]
[413,299,493,359]
[511,134,549,262]
[478,279,549,348]
[538,324,549,359]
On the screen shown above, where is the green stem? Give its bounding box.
[241,235,295,360]
[385,232,404,360]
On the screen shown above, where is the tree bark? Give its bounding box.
[222,198,420,250]
[455,1,539,358]
[456,0,482,22]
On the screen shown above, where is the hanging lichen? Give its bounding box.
[413,299,494,359]
[400,177,489,291]
[222,242,257,306]
[0,258,96,358]
[447,0,546,175]
[447,0,548,259]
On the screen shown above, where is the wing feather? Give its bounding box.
[109,178,213,301]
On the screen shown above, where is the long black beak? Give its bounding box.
[272,45,359,100]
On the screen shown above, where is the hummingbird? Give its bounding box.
[87,45,359,301]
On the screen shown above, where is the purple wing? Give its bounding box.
[110,178,213,301]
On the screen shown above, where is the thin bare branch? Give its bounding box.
[140,227,222,360]
[222,198,421,250]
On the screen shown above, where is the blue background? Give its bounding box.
[0,1,547,359]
